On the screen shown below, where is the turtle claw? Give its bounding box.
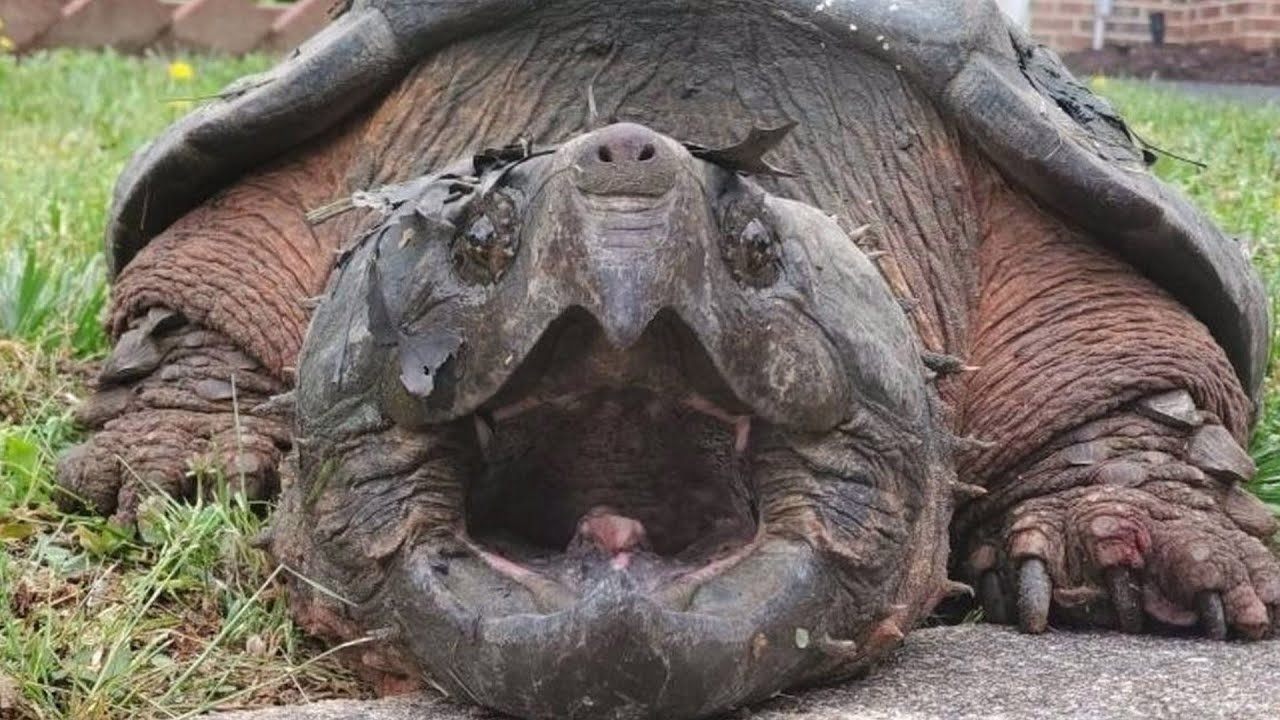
[979,570,1009,624]
[55,318,290,523]
[1196,591,1228,640]
[970,470,1280,642]
[1105,567,1143,634]
[1017,558,1051,634]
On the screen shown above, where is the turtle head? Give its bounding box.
[285,122,951,719]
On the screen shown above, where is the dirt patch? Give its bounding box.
[1064,44,1280,84]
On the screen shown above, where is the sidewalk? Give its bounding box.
[208,624,1280,720]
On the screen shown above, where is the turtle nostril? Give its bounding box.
[573,123,676,196]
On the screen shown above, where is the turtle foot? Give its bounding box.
[55,310,290,525]
[962,410,1280,640]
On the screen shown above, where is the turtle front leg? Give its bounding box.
[953,183,1280,639]
[58,147,351,524]
[57,311,291,524]
[959,404,1279,639]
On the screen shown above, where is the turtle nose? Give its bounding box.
[573,123,678,197]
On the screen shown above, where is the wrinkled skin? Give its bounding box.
[272,123,952,717]
[56,1,1279,719]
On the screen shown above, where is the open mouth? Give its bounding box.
[458,309,765,597]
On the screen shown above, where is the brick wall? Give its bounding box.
[0,0,333,54]
[1187,1,1280,49]
[1029,0,1280,51]
[6,0,1280,55]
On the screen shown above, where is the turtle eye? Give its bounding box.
[720,199,781,288]
[452,191,519,284]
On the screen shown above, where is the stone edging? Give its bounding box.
[0,0,333,55]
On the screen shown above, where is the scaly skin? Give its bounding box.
[57,130,356,523]
[954,178,1278,639]
[57,316,289,524]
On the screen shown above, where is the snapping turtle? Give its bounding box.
[58,0,1279,717]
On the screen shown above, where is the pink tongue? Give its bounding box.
[572,507,649,556]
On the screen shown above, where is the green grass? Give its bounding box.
[1087,77,1280,510]
[0,51,364,720]
[0,52,1278,718]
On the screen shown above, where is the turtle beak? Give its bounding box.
[592,262,664,350]
[560,123,695,349]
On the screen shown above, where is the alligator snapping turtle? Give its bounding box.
[57,0,1279,717]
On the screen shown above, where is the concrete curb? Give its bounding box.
[204,625,1280,720]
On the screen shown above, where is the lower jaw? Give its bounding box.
[381,536,853,720]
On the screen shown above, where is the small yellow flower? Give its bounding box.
[1089,74,1109,90]
[0,36,15,54]
[168,61,195,82]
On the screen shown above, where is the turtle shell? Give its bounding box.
[105,0,1268,402]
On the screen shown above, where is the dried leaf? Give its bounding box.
[686,122,799,177]
[0,670,31,714]
[398,330,463,399]
[365,254,463,400]
[75,524,131,557]
[0,520,36,542]
[365,259,398,348]
[472,139,532,176]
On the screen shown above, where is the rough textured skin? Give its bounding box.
[57,318,290,522]
[57,130,357,519]
[338,0,984,429]
[963,177,1252,481]
[273,122,954,718]
[953,177,1277,639]
[104,0,1267,397]
[60,1,1279,719]
[111,136,356,373]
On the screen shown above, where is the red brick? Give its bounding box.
[1034,15,1076,32]
[167,0,278,54]
[263,0,330,53]
[1241,15,1280,28]
[1209,17,1241,32]
[1054,33,1093,50]
[0,0,64,50]
[1026,0,1280,50]
[35,0,171,52]
[1242,33,1280,47]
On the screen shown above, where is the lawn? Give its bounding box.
[0,52,1278,719]
[0,51,365,720]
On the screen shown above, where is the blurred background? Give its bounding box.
[5,1,1279,79]
[1001,0,1280,84]
[0,0,328,56]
